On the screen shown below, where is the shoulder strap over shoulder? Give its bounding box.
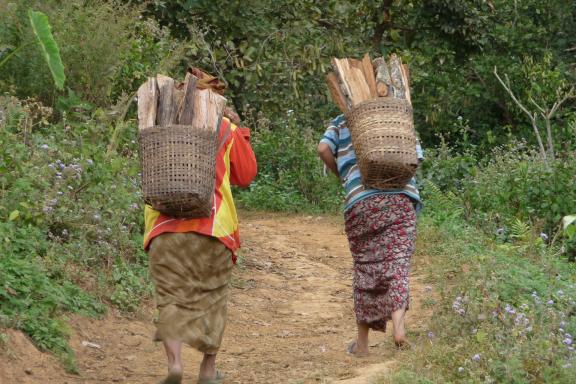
[217,119,233,152]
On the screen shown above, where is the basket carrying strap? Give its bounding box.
[217,121,232,152]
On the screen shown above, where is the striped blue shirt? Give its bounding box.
[320,114,423,212]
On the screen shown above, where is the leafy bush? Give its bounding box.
[0,221,104,372]
[235,110,343,213]
[383,187,576,384]
[0,1,188,107]
[0,95,151,367]
[422,139,575,248]
[459,148,576,236]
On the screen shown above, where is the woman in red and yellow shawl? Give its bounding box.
[144,69,257,384]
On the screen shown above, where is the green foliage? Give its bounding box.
[460,151,576,236]
[0,1,187,107]
[564,216,576,239]
[235,111,343,213]
[419,179,463,226]
[422,140,576,250]
[383,203,576,383]
[27,10,65,90]
[135,0,576,153]
[110,18,190,102]
[420,142,478,192]
[0,95,151,366]
[0,221,104,372]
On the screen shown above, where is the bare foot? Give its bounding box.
[394,337,412,350]
[159,370,182,384]
[347,341,369,357]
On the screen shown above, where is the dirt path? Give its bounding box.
[0,213,431,384]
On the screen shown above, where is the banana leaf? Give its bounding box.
[28,10,65,90]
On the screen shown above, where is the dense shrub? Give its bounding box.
[235,110,343,213]
[422,139,576,239]
[0,95,151,368]
[384,187,576,384]
[461,152,576,236]
[0,0,188,107]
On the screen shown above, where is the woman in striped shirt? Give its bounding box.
[318,114,423,356]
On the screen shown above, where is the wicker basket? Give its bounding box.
[346,98,418,189]
[139,124,218,218]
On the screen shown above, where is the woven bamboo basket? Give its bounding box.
[346,98,418,189]
[139,124,218,218]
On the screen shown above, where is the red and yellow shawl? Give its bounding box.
[143,117,257,261]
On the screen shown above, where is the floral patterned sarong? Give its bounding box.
[344,194,416,331]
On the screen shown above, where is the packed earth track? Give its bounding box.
[1,212,432,384]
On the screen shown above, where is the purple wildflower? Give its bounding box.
[452,296,464,315]
[472,354,481,362]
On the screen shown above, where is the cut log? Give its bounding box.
[348,58,373,104]
[326,72,349,113]
[191,89,227,132]
[389,54,406,99]
[361,53,377,98]
[331,58,353,107]
[402,63,410,86]
[373,57,391,97]
[173,81,185,121]
[156,74,177,125]
[401,63,412,105]
[332,58,371,106]
[206,91,227,133]
[137,77,158,130]
[177,72,198,124]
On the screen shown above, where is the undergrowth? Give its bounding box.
[382,181,576,384]
[0,96,151,370]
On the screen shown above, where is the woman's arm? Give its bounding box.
[229,126,258,188]
[317,143,338,177]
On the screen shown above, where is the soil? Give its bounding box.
[0,212,432,384]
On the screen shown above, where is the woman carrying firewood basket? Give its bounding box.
[140,68,257,384]
[318,53,423,356]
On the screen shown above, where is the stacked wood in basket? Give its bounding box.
[326,53,411,112]
[136,71,227,218]
[137,71,226,132]
[327,53,417,190]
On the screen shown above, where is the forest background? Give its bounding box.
[1,1,576,382]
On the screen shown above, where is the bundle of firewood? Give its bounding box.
[137,71,226,132]
[136,71,228,218]
[326,53,411,113]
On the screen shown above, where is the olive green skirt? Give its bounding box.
[149,232,233,354]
